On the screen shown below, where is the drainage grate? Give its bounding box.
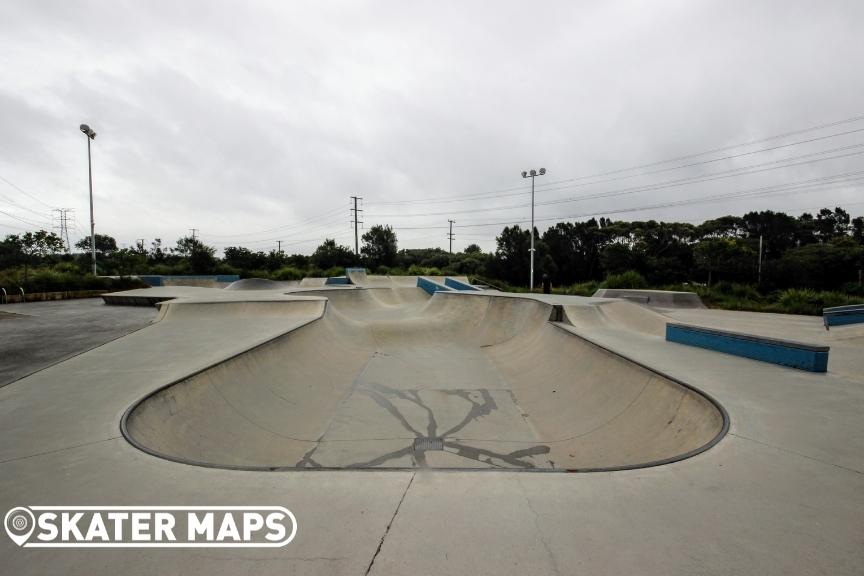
[413,437,444,451]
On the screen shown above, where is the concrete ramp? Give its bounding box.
[225,278,297,290]
[593,289,706,309]
[123,290,727,471]
[562,299,669,337]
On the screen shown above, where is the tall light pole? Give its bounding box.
[80,124,97,276]
[521,167,546,290]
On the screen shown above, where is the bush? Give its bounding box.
[770,289,859,316]
[842,282,864,297]
[602,270,647,289]
[563,280,601,296]
[322,266,344,278]
[271,266,304,281]
[407,264,442,276]
[240,269,269,279]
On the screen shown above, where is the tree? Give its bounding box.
[741,210,800,259]
[767,237,864,290]
[491,225,533,285]
[311,239,355,270]
[361,225,398,268]
[814,207,851,241]
[539,220,607,285]
[172,236,216,273]
[149,239,167,263]
[8,230,65,281]
[464,244,482,254]
[852,216,864,246]
[75,234,118,255]
[693,238,755,286]
[223,246,267,270]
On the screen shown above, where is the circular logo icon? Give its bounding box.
[4,507,35,546]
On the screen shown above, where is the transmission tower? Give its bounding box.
[52,208,74,252]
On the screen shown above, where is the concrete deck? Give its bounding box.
[0,298,157,387]
[1,284,862,574]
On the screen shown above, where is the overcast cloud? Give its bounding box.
[1,0,862,254]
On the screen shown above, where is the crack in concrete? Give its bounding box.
[729,432,862,475]
[0,435,121,464]
[365,472,415,576]
[518,476,562,576]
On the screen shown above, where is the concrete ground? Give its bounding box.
[0,284,862,575]
[0,298,156,386]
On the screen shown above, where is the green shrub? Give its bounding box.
[407,264,442,276]
[602,270,647,289]
[271,266,304,281]
[770,289,859,316]
[564,280,601,296]
[52,261,82,274]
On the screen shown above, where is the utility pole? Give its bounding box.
[350,196,363,255]
[521,167,546,290]
[79,124,97,276]
[447,220,455,254]
[758,235,763,285]
[277,240,282,254]
[189,228,198,239]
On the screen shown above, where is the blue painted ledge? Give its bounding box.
[444,277,480,291]
[823,304,864,327]
[325,276,350,285]
[417,277,452,295]
[666,323,829,373]
[137,275,239,287]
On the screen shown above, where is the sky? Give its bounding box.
[1,0,863,255]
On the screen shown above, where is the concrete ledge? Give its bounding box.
[417,276,452,295]
[823,304,864,327]
[666,323,829,372]
[444,277,480,291]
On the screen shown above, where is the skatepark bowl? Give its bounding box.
[121,285,728,471]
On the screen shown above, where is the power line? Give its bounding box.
[368,145,864,219]
[365,113,864,207]
[201,206,347,239]
[0,173,57,210]
[389,171,864,231]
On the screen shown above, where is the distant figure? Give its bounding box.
[542,273,551,294]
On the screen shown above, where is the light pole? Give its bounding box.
[80,124,97,276]
[521,167,546,290]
